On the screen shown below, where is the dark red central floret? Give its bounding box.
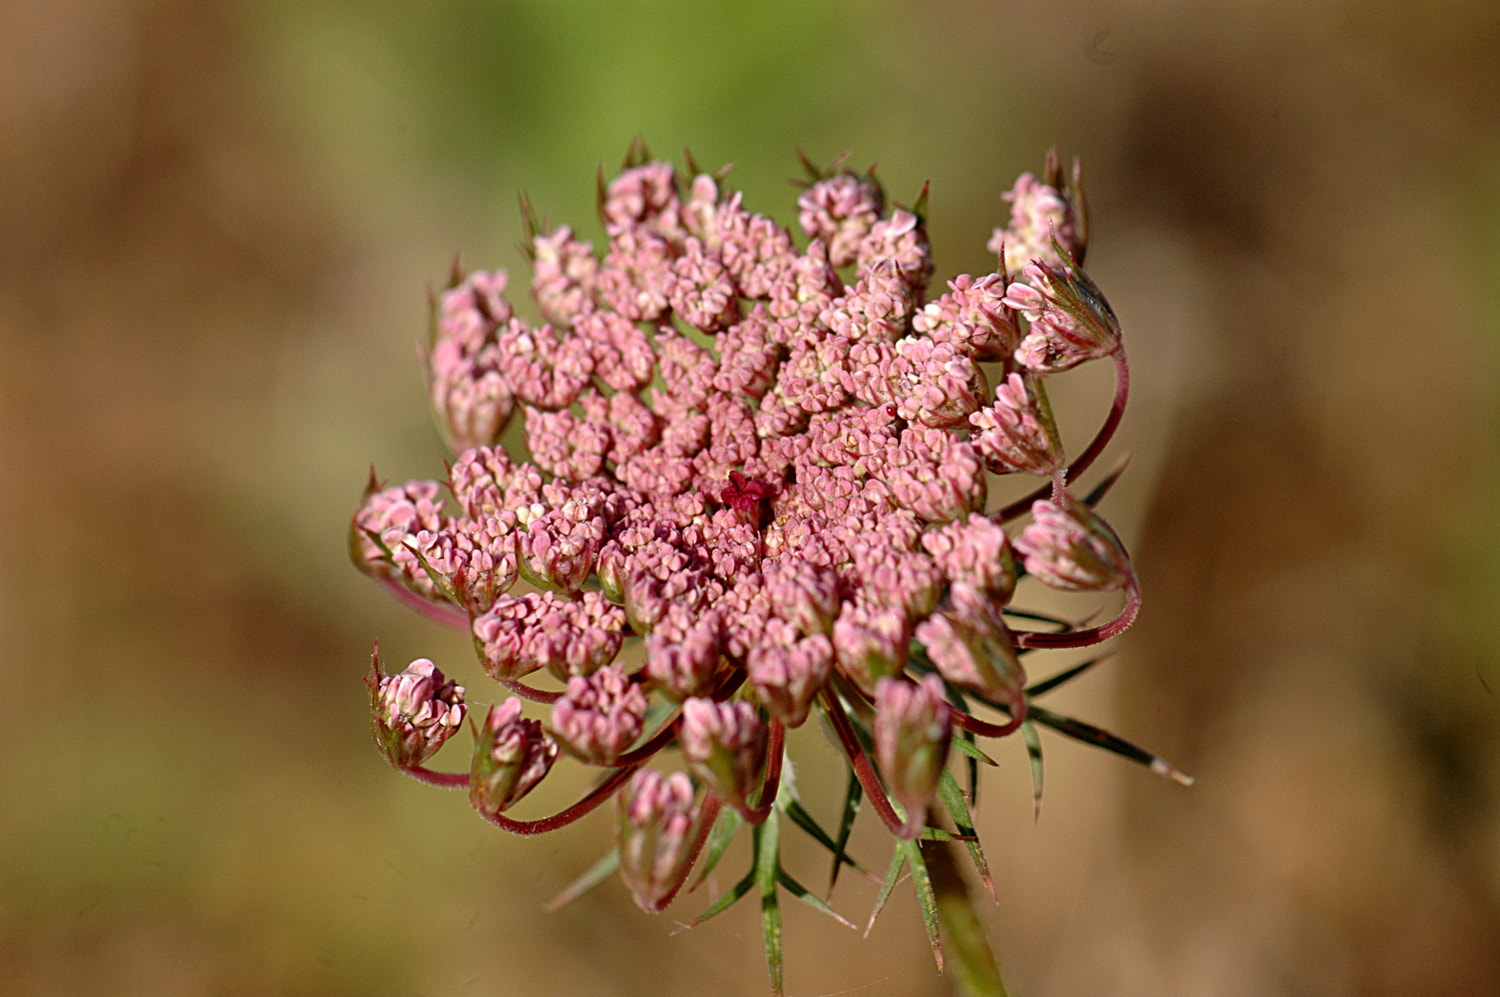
[719,470,777,518]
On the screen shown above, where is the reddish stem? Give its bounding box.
[950,698,1025,738]
[614,709,684,767]
[479,765,639,836]
[379,576,471,630]
[1011,579,1141,650]
[738,718,786,825]
[998,347,1130,523]
[401,765,471,789]
[819,688,908,837]
[500,678,563,704]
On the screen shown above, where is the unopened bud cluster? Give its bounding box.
[355,147,1151,984]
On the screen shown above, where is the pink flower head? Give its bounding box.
[472,590,624,681]
[1014,489,1134,591]
[798,171,883,267]
[857,209,933,292]
[968,371,1065,476]
[921,512,1016,602]
[911,272,1019,362]
[618,768,705,912]
[746,620,834,727]
[988,172,1080,276]
[470,698,559,816]
[602,160,684,240]
[915,583,1027,706]
[644,604,724,700]
[354,152,1154,977]
[1005,251,1121,373]
[531,226,598,326]
[680,697,769,812]
[367,654,466,769]
[551,664,649,766]
[873,674,952,838]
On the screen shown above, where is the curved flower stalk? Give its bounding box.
[353,145,1187,996]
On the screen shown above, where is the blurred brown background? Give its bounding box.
[2,1,1497,994]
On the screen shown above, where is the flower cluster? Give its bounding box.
[355,146,1184,994]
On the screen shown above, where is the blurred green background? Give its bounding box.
[3,1,1498,994]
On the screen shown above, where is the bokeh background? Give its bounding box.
[3,1,1498,994]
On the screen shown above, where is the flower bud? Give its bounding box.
[644,607,724,701]
[1005,249,1120,373]
[618,769,707,913]
[831,599,911,692]
[1014,490,1134,591]
[921,513,1017,603]
[914,583,1026,706]
[967,372,1065,477]
[680,698,768,812]
[366,654,466,769]
[551,664,649,766]
[470,698,558,816]
[873,675,952,838]
[746,623,833,728]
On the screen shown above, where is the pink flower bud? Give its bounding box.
[644,606,724,701]
[551,665,649,765]
[746,623,834,727]
[530,225,598,326]
[472,591,625,681]
[516,499,606,593]
[602,160,683,240]
[350,479,446,598]
[762,560,842,636]
[988,172,1080,277]
[1014,490,1134,591]
[367,655,466,769]
[665,237,740,333]
[798,171,883,268]
[857,209,932,292]
[470,698,558,816]
[914,583,1026,705]
[921,513,1016,602]
[911,272,1018,362]
[874,675,952,837]
[618,769,706,912]
[496,319,595,409]
[969,371,1065,476]
[1005,252,1120,373]
[715,194,797,297]
[887,337,988,429]
[831,598,911,691]
[680,698,768,811]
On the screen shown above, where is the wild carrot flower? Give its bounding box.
[353,144,1187,995]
